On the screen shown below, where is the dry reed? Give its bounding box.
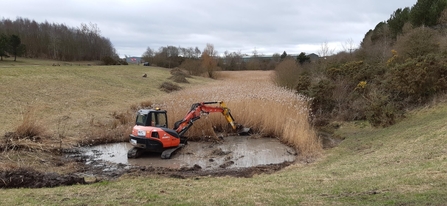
[82,111,133,146]
[151,70,322,157]
[1,107,55,152]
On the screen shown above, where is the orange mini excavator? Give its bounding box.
[127,101,250,159]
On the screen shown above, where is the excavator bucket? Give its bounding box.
[236,124,251,135]
[238,127,251,135]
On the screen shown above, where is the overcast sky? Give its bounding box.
[2,0,417,57]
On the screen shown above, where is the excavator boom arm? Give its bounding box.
[174,101,237,136]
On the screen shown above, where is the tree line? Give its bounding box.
[0,17,118,61]
[141,44,314,77]
[274,0,447,128]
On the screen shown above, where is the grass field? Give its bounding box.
[0,58,211,145]
[1,58,447,205]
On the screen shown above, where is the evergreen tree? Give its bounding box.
[280,51,287,60]
[0,34,8,60]
[9,34,24,61]
[387,7,411,39]
[410,0,447,27]
[297,52,310,65]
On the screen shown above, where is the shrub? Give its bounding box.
[386,53,447,104]
[295,73,311,96]
[394,26,440,59]
[101,56,117,65]
[364,89,404,127]
[117,58,128,65]
[179,59,204,75]
[274,58,302,89]
[309,79,336,126]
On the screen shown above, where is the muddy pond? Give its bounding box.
[79,136,297,171]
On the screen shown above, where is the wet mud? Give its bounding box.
[2,136,298,188]
[80,136,296,170]
[71,136,297,178]
[0,168,86,188]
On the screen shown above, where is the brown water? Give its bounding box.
[81,136,297,170]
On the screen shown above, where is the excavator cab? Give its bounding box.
[129,108,182,158]
[135,108,168,128]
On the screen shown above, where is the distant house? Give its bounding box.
[242,53,320,62]
[307,53,319,62]
[126,57,142,64]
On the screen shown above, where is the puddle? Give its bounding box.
[79,136,297,171]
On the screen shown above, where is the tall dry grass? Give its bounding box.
[151,70,322,157]
[1,107,52,152]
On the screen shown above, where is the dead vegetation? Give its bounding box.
[1,108,52,152]
[167,68,191,83]
[14,110,47,139]
[81,111,133,146]
[168,75,189,83]
[159,81,182,93]
[153,70,322,158]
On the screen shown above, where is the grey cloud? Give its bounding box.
[2,0,416,57]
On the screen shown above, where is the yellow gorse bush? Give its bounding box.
[356,81,367,89]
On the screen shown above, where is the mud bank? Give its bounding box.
[0,168,86,188]
[2,136,298,188]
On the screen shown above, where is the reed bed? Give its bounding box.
[152,70,322,157]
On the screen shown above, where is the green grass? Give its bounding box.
[1,58,447,205]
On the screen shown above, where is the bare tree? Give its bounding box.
[185,47,195,58]
[194,47,201,58]
[272,53,281,63]
[221,50,245,71]
[246,47,261,70]
[318,41,335,58]
[203,43,217,57]
[341,38,357,54]
[252,47,259,57]
[201,43,219,78]
[142,47,154,58]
